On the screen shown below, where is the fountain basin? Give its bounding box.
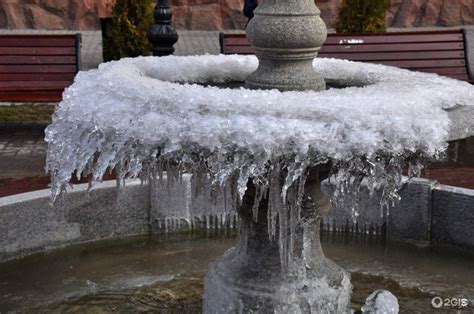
[46,55,474,200]
[0,229,473,312]
[322,177,474,249]
[8,54,472,313]
[1,176,473,263]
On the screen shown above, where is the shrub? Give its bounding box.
[102,0,154,61]
[336,0,388,33]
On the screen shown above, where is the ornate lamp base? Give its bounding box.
[148,0,178,57]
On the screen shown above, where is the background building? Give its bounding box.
[0,0,473,30]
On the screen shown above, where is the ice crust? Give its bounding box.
[361,289,399,314]
[45,55,474,225]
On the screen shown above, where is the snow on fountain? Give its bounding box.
[45,54,473,312]
[46,55,472,209]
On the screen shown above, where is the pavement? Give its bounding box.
[0,27,473,187]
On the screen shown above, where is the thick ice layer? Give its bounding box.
[45,55,473,221]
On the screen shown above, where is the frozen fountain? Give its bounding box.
[39,0,474,313]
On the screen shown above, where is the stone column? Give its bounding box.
[204,1,351,312]
[203,168,351,313]
[244,0,328,91]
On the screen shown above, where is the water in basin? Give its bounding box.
[1,232,472,313]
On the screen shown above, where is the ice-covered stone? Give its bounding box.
[361,289,399,314]
[45,54,473,219]
[44,55,472,312]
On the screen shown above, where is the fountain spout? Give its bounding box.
[245,0,328,91]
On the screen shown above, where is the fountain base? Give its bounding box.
[203,170,352,313]
[245,57,326,92]
[244,0,327,92]
[203,246,351,313]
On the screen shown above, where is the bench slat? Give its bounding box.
[0,81,72,90]
[319,50,465,61]
[320,42,464,53]
[224,37,251,46]
[364,59,465,68]
[0,36,77,47]
[220,31,472,82]
[324,33,463,44]
[0,91,63,102]
[224,44,465,56]
[224,46,255,54]
[0,65,77,73]
[0,47,76,56]
[0,56,77,65]
[224,33,464,46]
[0,73,76,81]
[0,34,80,102]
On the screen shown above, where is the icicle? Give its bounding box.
[87,180,93,193]
[157,161,164,186]
[296,167,308,219]
[408,157,424,178]
[278,182,289,271]
[251,183,267,222]
[164,217,169,233]
[287,185,297,267]
[267,167,281,241]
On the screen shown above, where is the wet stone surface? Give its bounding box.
[33,274,428,314]
[42,277,203,313]
[1,233,473,313]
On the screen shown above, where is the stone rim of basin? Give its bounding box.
[46,55,473,201]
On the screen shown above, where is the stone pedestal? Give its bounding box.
[203,169,351,313]
[244,0,327,91]
[204,2,350,312]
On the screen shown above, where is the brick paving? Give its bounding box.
[0,126,46,179]
[175,31,220,56]
[0,27,473,188]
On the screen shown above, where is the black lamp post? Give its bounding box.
[148,0,178,56]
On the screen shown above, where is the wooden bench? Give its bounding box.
[0,34,82,102]
[220,30,474,83]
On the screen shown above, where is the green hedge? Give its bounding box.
[103,0,154,62]
[336,0,388,33]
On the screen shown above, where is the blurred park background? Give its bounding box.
[1,0,473,30]
[0,0,473,196]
